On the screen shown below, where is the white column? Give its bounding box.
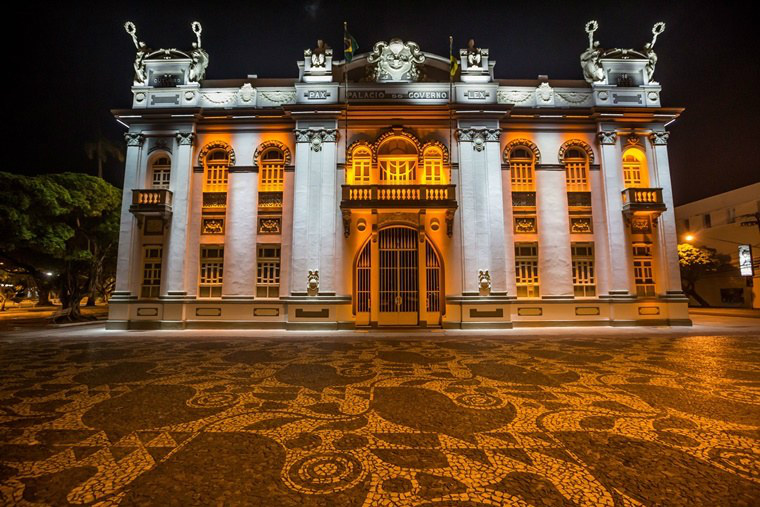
[164,132,195,297]
[501,164,517,296]
[590,167,611,296]
[597,129,634,296]
[279,168,295,297]
[222,170,258,298]
[649,130,683,294]
[456,125,508,294]
[113,132,145,297]
[290,125,339,295]
[536,168,573,297]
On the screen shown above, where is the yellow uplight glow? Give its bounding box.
[684,234,695,242]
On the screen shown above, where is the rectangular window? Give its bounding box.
[565,162,589,192]
[424,157,444,184]
[199,246,224,298]
[204,163,228,193]
[571,243,596,297]
[703,213,712,228]
[151,167,171,189]
[727,208,736,224]
[256,245,281,298]
[353,158,371,184]
[632,243,655,297]
[140,246,162,298]
[260,162,284,192]
[515,243,539,298]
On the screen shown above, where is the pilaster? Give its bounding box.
[113,132,145,298]
[222,167,258,298]
[163,131,195,298]
[456,124,507,295]
[290,124,339,295]
[536,166,573,297]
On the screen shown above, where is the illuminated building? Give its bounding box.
[109,28,690,329]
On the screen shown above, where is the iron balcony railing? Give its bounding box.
[341,184,457,209]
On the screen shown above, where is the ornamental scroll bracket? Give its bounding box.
[294,129,339,152]
[456,128,500,151]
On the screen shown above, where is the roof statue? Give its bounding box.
[306,40,331,68]
[188,21,209,82]
[367,38,425,82]
[580,20,604,84]
[466,39,483,68]
[580,20,666,86]
[124,21,150,85]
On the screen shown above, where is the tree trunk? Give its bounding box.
[37,287,52,307]
[85,293,96,306]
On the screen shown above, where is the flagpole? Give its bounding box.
[448,36,454,181]
[344,22,349,172]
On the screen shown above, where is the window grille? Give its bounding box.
[259,149,284,192]
[632,243,655,297]
[151,156,171,189]
[199,246,224,298]
[256,245,281,298]
[356,243,371,312]
[571,243,596,297]
[140,246,162,298]
[351,148,372,184]
[203,150,229,193]
[515,243,539,298]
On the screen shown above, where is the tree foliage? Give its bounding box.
[0,172,121,320]
[677,243,719,307]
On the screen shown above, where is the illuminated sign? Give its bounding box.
[738,244,754,276]
[346,88,450,103]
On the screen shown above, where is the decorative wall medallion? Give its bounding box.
[597,90,609,100]
[631,215,652,233]
[367,38,425,82]
[535,82,553,103]
[307,270,320,296]
[627,133,641,146]
[514,216,537,233]
[184,91,195,101]
[125,132,145,147]
[429,218,440,231]
[356,218,367,232]
[570,217,593,234]
[238,83,255,103]
[257,217,281,235]
[649,131,669,145]
[259,90,296,104]
[648,91,659,101]
[478,270,492,296]
[134,92,146,102]
[597,131,618,145]
[201,218,224,235]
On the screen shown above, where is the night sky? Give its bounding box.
[14,1,758,205]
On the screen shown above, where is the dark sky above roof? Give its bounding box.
[13,0,758,205]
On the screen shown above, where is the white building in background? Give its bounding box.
[108,22,690,329]
[675,183,760,308]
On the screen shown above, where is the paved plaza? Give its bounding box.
[1,321,759,506]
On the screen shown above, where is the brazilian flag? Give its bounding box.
[344,22,358,62]
[449,36,458,78]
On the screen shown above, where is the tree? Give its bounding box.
[0,172,121,321]
[678,243,719,307]
[85,131,125,179]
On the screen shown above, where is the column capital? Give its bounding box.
[124,132,145,147]
[597,130,618,145]
[294,128,338,152]
[456,128,500,151]
[176,132,195,146]
[649,130,670,145]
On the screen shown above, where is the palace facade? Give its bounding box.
[109,25,690,329]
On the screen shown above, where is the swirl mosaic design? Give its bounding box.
[0,334,758,506]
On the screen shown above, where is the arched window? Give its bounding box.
[508,146,535,191]
[622,148,648,188]
[563,147,589,192]
[150,155,171,189]
[259,148,285,192]
[423,146,445,184]
[378,137,418,184]
[203,149,229,193]
[350,147,372,184]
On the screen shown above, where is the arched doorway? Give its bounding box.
[354,226,443,327]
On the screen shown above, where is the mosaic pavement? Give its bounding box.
[0,334,759,506]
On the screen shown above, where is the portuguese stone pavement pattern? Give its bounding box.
[0,334,758,506]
